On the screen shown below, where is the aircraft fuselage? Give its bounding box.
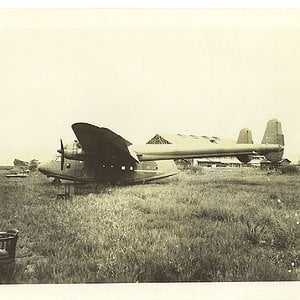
[38,156,178,184]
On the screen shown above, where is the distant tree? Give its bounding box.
[280,164,299,175]
[29,159,39,172]
[14,159,29,167]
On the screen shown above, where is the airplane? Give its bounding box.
[38,119,284,184]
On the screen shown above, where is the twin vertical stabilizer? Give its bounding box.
[236,128,253,163]
[262,119,284,146]
[236,119,284,163]
[261,119,284,162]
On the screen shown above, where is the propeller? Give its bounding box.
[60,138,65,171]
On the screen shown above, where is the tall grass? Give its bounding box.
[0,168,299,283]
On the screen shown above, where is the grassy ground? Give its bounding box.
[0,167,299,283]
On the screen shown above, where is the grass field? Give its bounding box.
[0,167,299,283]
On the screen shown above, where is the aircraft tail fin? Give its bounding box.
[237,128,253,144]
[261,119,284,162]
[236,128,253,163]
[262,119,284,145]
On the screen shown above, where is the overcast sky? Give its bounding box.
[0,9,299,164]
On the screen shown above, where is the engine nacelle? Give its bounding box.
[64,148,86,160]
[58,142,88,161]
[236,154,253,164]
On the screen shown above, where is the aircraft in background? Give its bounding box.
[38,119,284,184]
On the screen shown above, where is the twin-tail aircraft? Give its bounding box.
[38,119,284,184]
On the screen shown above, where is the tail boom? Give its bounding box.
[132,143,283,161]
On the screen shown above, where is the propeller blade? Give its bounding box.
[60,138,65,171]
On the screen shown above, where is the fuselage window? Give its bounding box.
[121,166,126,170]
[111,165,114,168]
[66,163,71,169]
[129,166,134,171]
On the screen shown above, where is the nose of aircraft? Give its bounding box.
[38,163,48,175]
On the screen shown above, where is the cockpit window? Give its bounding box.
[53,156,61,162]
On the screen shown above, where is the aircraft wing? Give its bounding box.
[71,119,284,164]
[71,123,139,164]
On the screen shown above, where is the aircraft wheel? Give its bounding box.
[51,178,61,185]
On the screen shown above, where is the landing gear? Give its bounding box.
[51,178,61,185]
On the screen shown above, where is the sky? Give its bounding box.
[0,9,300,164]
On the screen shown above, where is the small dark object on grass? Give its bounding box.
[57,184,72,200]
[0,229,19,265]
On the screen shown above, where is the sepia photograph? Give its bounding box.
[0,6,299,298]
